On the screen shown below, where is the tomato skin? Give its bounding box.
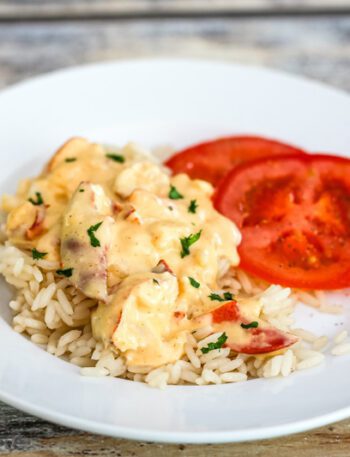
[165,135,305,186]
[26,206,45,240]
[233,327,297,355]
[214,154,350,290]
[211,302,297,354]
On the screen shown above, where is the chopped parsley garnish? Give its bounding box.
[65,157,77,163]
[28,192,43,206]
[87,221,103,247]
[188,277,200,288]
[79,189,85,193]
[201,333,228,354]
[106,153,125,163]
[31,248,47,260]
[223,292,234,300]
[188,200,198,214]
[241,321,259,329]
[56,268,74,278]
[153,278,160,285]
[180,229,202,258]
[168,185,184,200]
[208,291,234,302]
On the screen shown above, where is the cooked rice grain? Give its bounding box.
[334,330,348,344]
[331,343,350,356]
[0,242,347,389]
[296,354,325,370]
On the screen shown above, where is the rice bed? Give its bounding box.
[1,243,349,389]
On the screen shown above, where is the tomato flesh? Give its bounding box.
[211,301,297,354]
[214,154,350,290]
[212,300,240,323]
[165,135,305,186]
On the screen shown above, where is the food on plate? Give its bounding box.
[0,136,348,389]
[165,135,305,186]
[210,300,297,354]
[213,154,350,290]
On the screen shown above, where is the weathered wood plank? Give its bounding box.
[0,401,350,456]
[0,16,350,91]
[0,0,350,19]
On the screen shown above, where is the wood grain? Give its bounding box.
[0,16,350,91]
[0,0,350,20]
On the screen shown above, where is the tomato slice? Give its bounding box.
[165,136,305,186]
[211,301,297,354]
[214,154,350,290]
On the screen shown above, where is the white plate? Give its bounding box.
[1,59,350,444]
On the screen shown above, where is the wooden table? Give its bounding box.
[1,1,350,455]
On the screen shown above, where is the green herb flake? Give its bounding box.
[241,321,259,329]
[201,333,228,354]
[106,153,125,163]
[223,292,234,301]
[31,248,47,260]
[168,185,184,200]
[153,279,160,285]
[87,221,103,247]
[188,277,200,288]
[28,192,44,206]
[56,268,74,278]
[208,293,223,302]
[188,200,198,214]
[180,229,202,258]
[208,292,234,302]
[65,157,77,163]
[79,189,85,193]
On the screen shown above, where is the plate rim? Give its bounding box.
[2,387,350,444]
[1,56,349,102]
[1,57,350,444]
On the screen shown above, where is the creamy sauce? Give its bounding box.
[61,182,114,301]
[222,298,261,346]
[2,138,243,367]
[92,271,187,366]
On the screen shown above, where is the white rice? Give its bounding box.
[185,343,201,369]
[296,353,325,370]
[334,330,348,344]
[0,243,348,388]
[221,372,248,383]
[312,336,329,352]
[80,367,109,377]
[291,328,318,343]
[58,329,82,348]
[331,343,350,356]
[320,304,344,314]
[56,289,74,316]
